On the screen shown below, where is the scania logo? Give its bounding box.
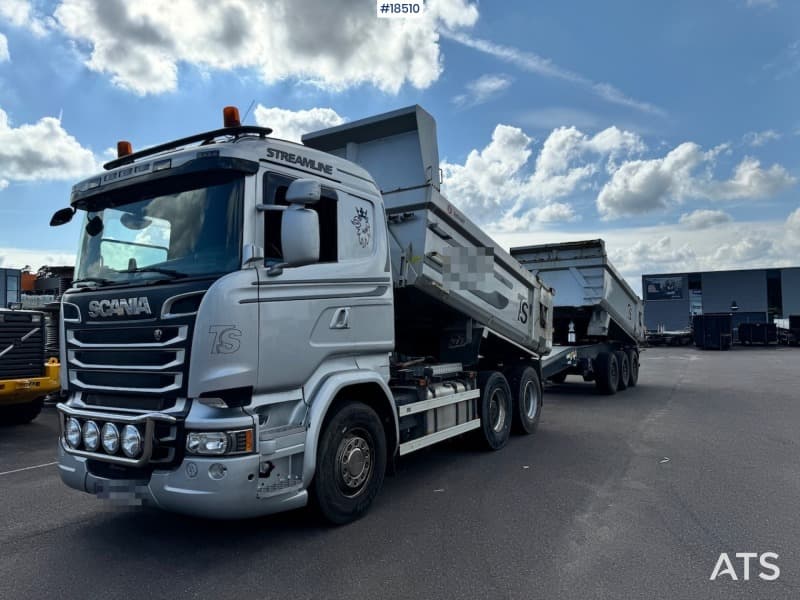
[88,297,152,318]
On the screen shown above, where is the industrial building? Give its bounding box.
[0,268,21,308]
[642,267,800,332]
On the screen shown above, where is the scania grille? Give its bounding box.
[66,324,189,402]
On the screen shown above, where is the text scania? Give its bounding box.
[88,297,152,318]
[266,148,333,175]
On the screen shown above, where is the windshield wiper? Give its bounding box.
[121,267,189,279]
[72,277,116,287]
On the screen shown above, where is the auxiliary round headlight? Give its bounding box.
[65,418,82,449]
[101,422,120,454]
[121,425,143,458]
[82,420,100,452]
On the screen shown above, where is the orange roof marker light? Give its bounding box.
[223,106,241,128]
[117,140,133,158]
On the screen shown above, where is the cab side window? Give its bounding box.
[263,172,338,263]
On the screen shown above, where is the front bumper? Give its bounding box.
[58,442,308,519]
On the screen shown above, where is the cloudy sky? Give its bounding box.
[0,0,798,293]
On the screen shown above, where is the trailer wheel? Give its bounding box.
[615,351,630,391]
[0,398,44,426]
[548,372,567,384]
[594,352,619,395]
[505,366,542,435]
[313,401,387,525]
[626,349,639,387]
[477,371,513,450]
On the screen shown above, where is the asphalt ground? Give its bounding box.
[1,346,798,599]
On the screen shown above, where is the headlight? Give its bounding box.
[82,420,100,451]
[102,422,120,454]
[121,425,143,458]
[65,418,82,448]
[186,429,254,456]
[186,432,228,455]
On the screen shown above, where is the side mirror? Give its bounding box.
[50,207,76,227]
[281,208,319,267]
[286,179,321,205]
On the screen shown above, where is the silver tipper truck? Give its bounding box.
[511,240,643,395]
[52,105,553,522]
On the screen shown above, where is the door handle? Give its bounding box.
[330,307,351,330]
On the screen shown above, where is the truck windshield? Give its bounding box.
[74,173,243,285]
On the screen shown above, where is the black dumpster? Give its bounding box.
[738,322,777,345]
[693,314,733,350]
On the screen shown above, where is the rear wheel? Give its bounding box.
[313,401,387,525]
[615,351,630,391]
[477,371,513,450]
[505,366,542,435]
[594,352,619,395]
[0,398,44,426]
[627,349,639,387]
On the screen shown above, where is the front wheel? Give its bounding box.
[313,401,387,525]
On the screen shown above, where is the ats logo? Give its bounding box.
[710,552,780,581]
[209,325,242,354]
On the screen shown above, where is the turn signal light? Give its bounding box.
[117,140,133,158]
[223,106,241,128]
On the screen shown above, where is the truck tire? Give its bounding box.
[549,372,567,384]
[477,371,513,450]
[615,351,630,391]
[313,401,387,525]
[505,366,542,435]
[627,349,639,387]
[594,352,619,395]
[0,398,44,426]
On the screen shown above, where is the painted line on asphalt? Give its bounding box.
[0,461,58,477]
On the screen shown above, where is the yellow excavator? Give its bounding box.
[0,308,60,425]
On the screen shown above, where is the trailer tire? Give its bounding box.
[594,352,619,395]
[477,371,513,450]
[0,398,43,426]
[627,349,639,387]
[312,401,387,525]
[505,366,542,435]
[615,351,630,391]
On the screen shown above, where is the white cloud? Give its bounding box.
[0,0,50,36]
[441,123,644,230]
[0,107,100,186]
[254,105,345,143]
[453,73,512,106]
[743,129,781,146]
[0,33,9,62]
[597,143,795,219]
[442,30,665,116]
[679,209,732,230]
[0,179,8,191]
[0,247,76,271]
[51,0,479,95]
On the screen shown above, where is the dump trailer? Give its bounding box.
[52,105,553,522]
[510,240,643,394]
[0,308,60,424]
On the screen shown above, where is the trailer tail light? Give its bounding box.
[117,140,133,158]
[223,106,241,128]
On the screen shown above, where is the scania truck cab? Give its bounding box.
[54,106,553,522]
